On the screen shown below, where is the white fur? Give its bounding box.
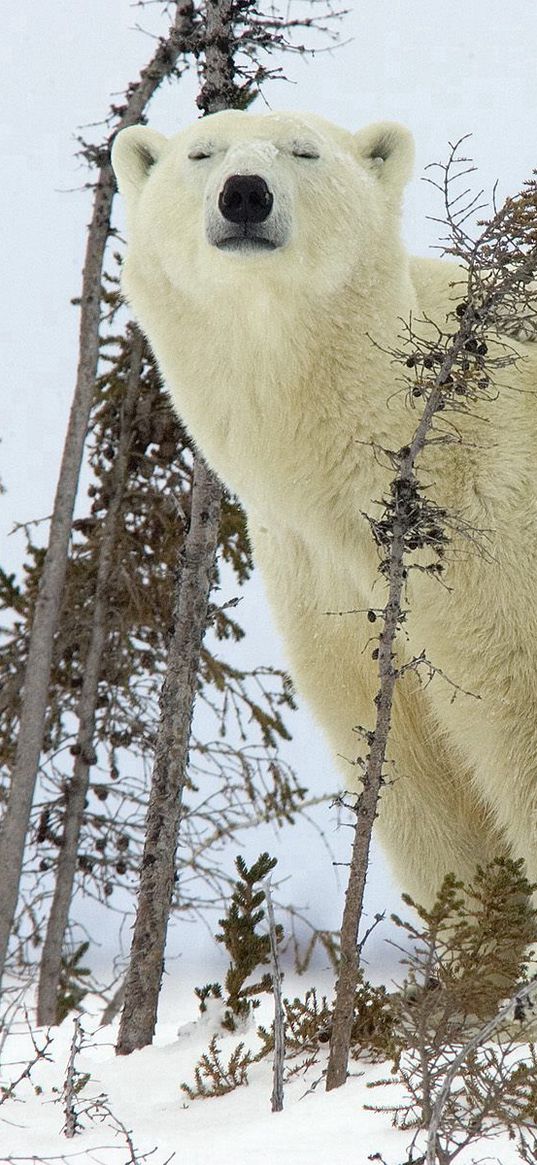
[112,110,537,906]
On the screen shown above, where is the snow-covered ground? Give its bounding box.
[0,972,529,1165]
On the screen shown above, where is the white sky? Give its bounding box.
[1,0,536,977]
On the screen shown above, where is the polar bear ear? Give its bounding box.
[111,126,168,200]
[353,122,414,194]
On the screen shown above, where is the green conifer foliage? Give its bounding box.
[216,853,283,1031]
[368,861,537,1159]
[393,857,537,1027]
[56,941,92,1024]
[181,1035,254,1099]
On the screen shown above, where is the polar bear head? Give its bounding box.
[112,109,414,309]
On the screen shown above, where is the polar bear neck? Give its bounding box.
[127,245,419,526]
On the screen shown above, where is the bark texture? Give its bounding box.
[36,329,144,1027]
[324,540,403,1091]
[264,880,285,1113]
[0,3,195,986]
[116,0,235,1058]
[116,456,222,1054]
[326,343,468,1092]
[198,0,236,112]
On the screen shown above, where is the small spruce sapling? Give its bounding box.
[56,941,92,1024]
[367,860,537,1164]
[216,852,283,1032]
[184,853,282,1099]
[393,858,537,1032]
[181,1035,253,1100]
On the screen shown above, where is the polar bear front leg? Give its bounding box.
[249,521,507,909]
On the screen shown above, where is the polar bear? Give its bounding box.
[112,110,537,910]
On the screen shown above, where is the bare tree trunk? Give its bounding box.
[198,0,236,113]
[325,557,403,1091]
[325,328,476,1091]
[62,1017,83,1138]
[264,880,285,1113]
[0,3,195,987]
[0,161,114,986]
[116,456,222,1054]
[115,0,237,1059]
[36,329,144,1027]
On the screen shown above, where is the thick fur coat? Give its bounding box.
[112,110,537,906]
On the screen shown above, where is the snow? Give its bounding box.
[0,974,528,1165]
[2,0,537,1161]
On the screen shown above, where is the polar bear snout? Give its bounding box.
[206,169,290,253]
[218,175,274,225]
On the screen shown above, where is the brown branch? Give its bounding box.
[426,977,537,1164]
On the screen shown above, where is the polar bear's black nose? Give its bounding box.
[218,175,273,224]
